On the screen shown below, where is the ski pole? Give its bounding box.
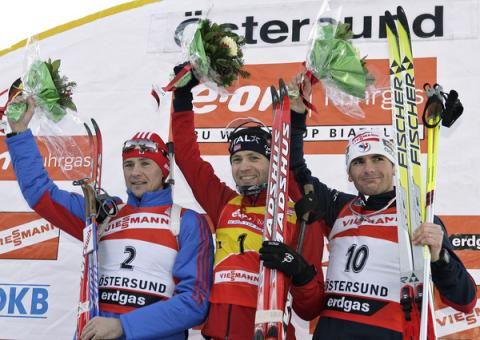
[281,183,314,340]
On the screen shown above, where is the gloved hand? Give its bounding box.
[294,191,323,224]
[172,62,199,112]
[173,62,199,91]
[259,240,316,286]
[96,193,121,223]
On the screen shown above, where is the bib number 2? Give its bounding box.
[121,246,136,270]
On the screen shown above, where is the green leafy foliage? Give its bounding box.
[336,23,374,85]
[196,19,250,87]
[45,58,77,112]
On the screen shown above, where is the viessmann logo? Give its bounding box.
[0,213,60,260]
[184,58,434,155]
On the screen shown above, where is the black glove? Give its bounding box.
[293,166,312,190]
[259,241,316,286]
[96,193,120,223]
[172,62,199,112]
[294,191,324,223]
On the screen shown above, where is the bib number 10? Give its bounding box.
[345,244,369,273]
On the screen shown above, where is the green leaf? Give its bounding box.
[51,59,61,74]
[65,100,77,112]
[239,69,250,78]
[216,58,229,67]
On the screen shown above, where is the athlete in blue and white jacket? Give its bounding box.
[6,96,213,340]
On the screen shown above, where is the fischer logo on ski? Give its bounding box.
[386,6,436,340]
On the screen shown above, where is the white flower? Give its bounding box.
[221,36,238,57]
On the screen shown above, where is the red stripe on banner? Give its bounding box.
[0,237,60,260]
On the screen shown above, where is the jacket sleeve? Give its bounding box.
[6,130,85,239]
[290,110,353,227]
[120,209,214,338]
[431,216,477,313]
[171,109,237,226]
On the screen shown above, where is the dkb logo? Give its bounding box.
[0,283,49,318]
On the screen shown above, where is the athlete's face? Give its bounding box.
[348,154,395,196]
[123,157,164,198]
[231,150,269,187]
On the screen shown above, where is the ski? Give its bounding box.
[74,118,102,338]
[254,79,292,340]
[386,7,434,340]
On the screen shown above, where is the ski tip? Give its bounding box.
[396,6,410,37]
[84,122,93,136]
[266,326,279,339]
[254,329,265,340]
[278,78,287,96]
[270,85,279,105]
[91,118,102,135]
[384,10,396,33]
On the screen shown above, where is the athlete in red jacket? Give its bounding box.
[171,71,325,339]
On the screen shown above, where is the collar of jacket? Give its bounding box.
[242,188,268,207]
[358,189,396,211]
[126,185,173,208]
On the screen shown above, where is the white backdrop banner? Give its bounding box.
[1,0,479,339]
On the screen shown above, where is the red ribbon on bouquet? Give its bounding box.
[161,63,193,92]
[299,63,320,114]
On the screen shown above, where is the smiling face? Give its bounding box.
[348,154,395,196]
[231,150,269,187]
[123,157,164,198]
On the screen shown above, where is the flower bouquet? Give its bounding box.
[163,19,250,92]
[3,38,86,177]
[300,5,377,118]
[306,22,373,99]
[6,58,77,122]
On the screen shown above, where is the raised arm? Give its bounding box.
[288,74,353,227]
[6,97,85,239]
[171,74,236,226]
